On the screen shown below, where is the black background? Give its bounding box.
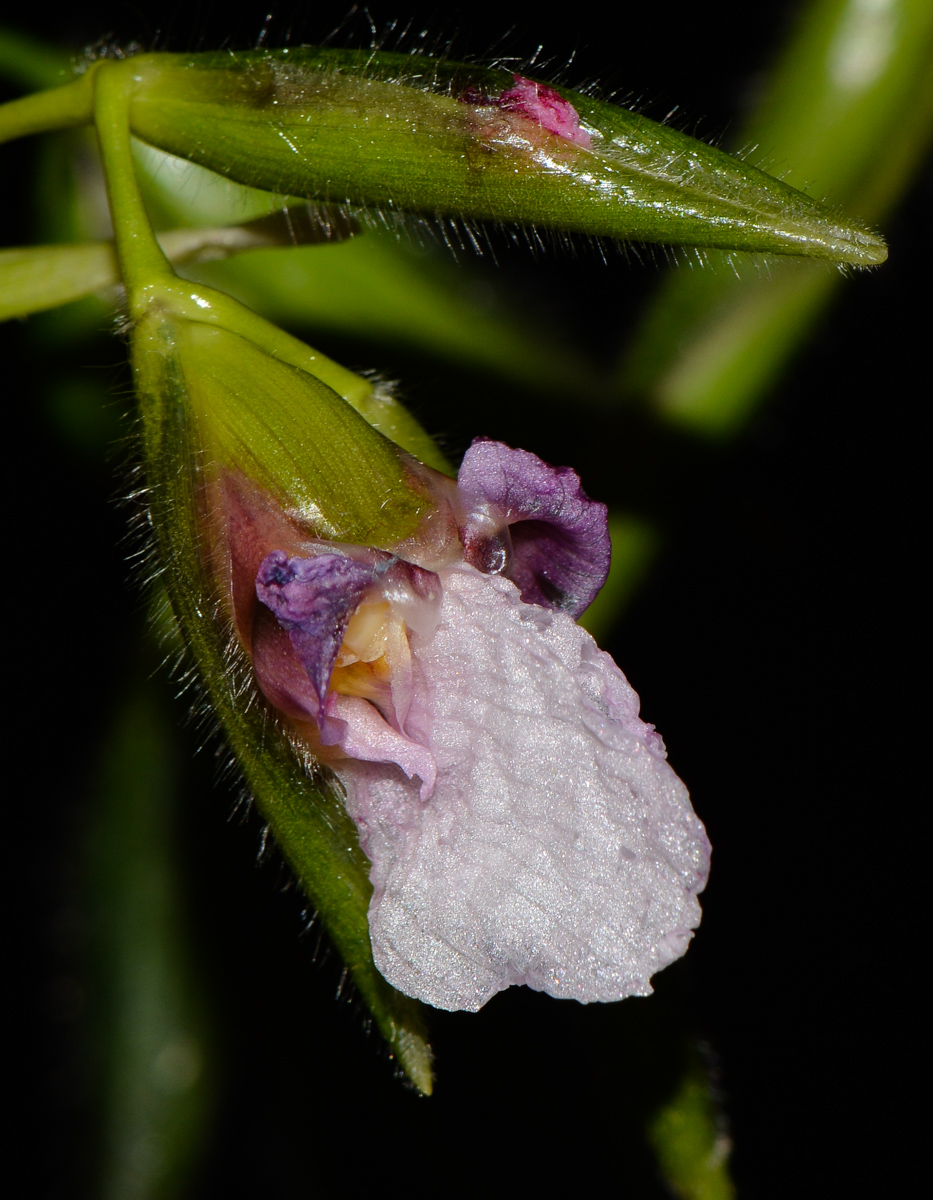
[4,2,927,1195]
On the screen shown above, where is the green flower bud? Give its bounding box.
[124,48,885,266]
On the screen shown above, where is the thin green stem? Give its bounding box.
[91,61,372,407]
[92,61,173,306]
[0,69,95,144]
[0,25,73,91]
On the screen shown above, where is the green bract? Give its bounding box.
[126,49,885,265]
[1,48,885,265]
[132,302,436,1092]
[170,320,429,545]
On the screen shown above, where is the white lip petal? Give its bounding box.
[338,566,710,1012]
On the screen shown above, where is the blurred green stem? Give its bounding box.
[87,678,212,1200]
[618,0,933,436]
[0,25,72,91]
[648,1046,734,1200]
[0,67,92,142]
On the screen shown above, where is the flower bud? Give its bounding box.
[125,49,884,265]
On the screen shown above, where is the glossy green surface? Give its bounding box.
[125,48,885,265]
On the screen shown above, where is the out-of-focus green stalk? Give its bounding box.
[0,221,353,322]
[87,682,212,1200]
[0,242,120,319]
[0,66,92,142]
[618,0,933,436]
[0,24,71,92]
[200,235,603,397]
[648,1049,735,1200]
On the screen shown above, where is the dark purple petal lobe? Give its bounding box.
[256,550,374,719]
[457,438,610,618]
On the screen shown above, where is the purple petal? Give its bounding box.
[457,438,611,618]
[256,550,375,720]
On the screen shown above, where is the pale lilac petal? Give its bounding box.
[498,75,593,149]
[328,694,437,798]
[457,438,611,618]
[256,550,374,719]
[339,566,710,1012]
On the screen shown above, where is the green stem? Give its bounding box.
[91,61,373,407]
[92,62,173,303]
[0,25,73,91]
[0,69,95,144]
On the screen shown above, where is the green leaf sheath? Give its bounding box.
[120,49,883,265]
[132,311,434,1093]
[618,0,932,435]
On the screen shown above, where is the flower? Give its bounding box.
[246,438,710,1012]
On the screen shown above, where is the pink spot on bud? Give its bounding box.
[498,75,592,149]
[459,74,592,149]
